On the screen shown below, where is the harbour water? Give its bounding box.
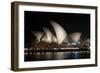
[24,50,90,61]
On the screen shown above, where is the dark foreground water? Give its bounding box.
[24,51,90,61]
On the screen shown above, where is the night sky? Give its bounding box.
[24,11,90,48]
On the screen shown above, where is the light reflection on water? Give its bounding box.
[25,51,90,61]
[74,52,79,59]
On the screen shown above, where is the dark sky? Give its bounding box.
[24,11,90,48]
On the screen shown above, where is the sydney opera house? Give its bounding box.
[24,21,90,61]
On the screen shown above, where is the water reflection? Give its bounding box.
[25,51,90,61]
[74,52,79,59]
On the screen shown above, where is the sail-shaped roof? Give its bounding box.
[51,21,67,44]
